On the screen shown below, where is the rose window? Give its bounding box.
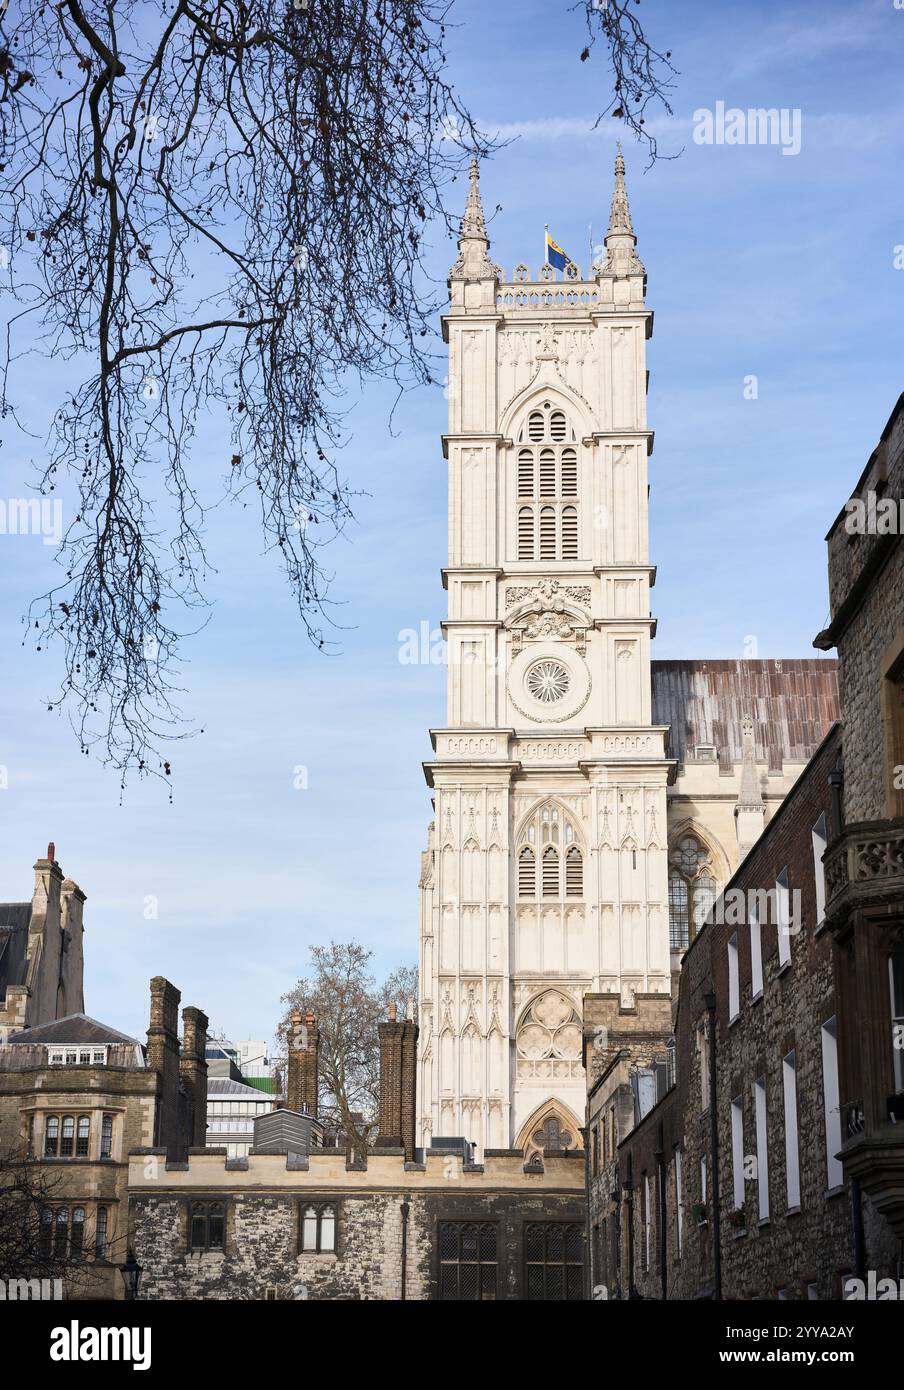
[526,659,570,704]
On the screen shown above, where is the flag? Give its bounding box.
[545,231,570,272]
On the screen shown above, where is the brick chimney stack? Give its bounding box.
[287,1008,319,1118]
[147,977,182,1157]
[179,1005,209,1149]
[378,1004,418,1160]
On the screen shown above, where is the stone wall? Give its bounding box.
[127,1148,586,1301]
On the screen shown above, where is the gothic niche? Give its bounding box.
[515,990,583,1083]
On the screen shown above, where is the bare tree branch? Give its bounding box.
[0,0,488,783]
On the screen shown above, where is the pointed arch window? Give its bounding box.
[668,834,718,950]
[518,845,536,898]
[518,804,582,901]
[565,846,583,898]
[542,846,559,897]
[514,404,580,561]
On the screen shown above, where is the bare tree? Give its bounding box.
[577,0,677,163]
[276,940,417,1152]
[0,1,677,784]
[0,1146,95,1292]
[0,0,486,782]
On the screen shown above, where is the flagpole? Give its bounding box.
[544,222,548,266]
[588,222,592,275]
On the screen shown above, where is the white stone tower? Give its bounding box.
[417,151,673,1157]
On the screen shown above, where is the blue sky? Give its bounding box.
[1,0,902,1046]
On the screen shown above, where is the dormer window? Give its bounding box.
[48,1046,108,1066]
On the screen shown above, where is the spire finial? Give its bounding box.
[449,155,496,282]
[599,146,645,281]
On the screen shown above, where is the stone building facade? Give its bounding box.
[417,154,838,1163]
[127,1147,585,1302]
[127,997,585,1300]
[0,971,208,1299]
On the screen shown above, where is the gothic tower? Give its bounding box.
[418,152,672,1157]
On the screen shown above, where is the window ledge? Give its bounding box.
[297,1252,338,1263]
[756,1217,771,1229]
[188,1250,225,1262]
[731,1228,747,1239]
[814,917,830,940]
[728,1012,741,1028]
[775,960,793,979]
[750,990,763,1007]
[824,1184,845,1201]
[785,1205,802,1219]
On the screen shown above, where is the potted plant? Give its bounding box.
[728,1207,747,1230]
[692,1201,708,1226]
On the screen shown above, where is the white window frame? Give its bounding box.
[728,933,740,1020]
[730,1095,745,1210]
[811,813,828,925]
[782,1050,801,1209]
[750,900,763,998]
[820,1018,843,1188]
[754,1076,770,1221]
[776,869,792,968]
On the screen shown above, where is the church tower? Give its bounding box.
[418,152,673,1157]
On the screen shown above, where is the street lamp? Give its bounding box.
[119,1248,143,1301]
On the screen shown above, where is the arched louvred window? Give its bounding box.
[539,506,556,559]
[518,506,535,560]
[565,846,583,898]
[538,448,556,497]
[560,448,577,497]
[561,506,578,559]
[519,845,536,898]
[542,846,559,897]
[514,405,581,563]
[517,449,534,498]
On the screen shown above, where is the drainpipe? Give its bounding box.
[655,1120,668,1301]
[704,989,722,1300]
[400,1199,410,1301]
[851,1178,865,1282]
[611,1186,622,1300]
[624,1152,640,1298]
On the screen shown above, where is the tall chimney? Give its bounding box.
[378,1006,418,1160]
[147,977,181,1157]
[287,1009,319,1118]
[179,1005,209,1150]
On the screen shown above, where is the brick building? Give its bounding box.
[585,394,904,1301]
[815,390,904,1244]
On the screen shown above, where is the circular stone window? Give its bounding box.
[525,659,570,704]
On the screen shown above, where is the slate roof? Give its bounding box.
[5,1013,142,1047]
[651,659,839,772]
[0,903,32,1000]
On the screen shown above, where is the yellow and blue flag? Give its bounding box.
[545,231,570,272]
